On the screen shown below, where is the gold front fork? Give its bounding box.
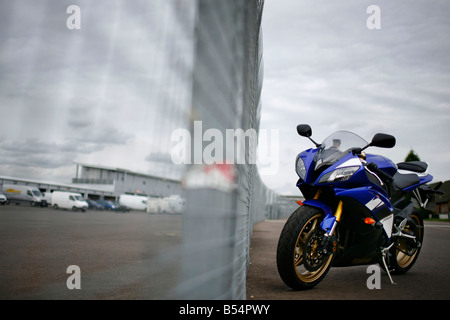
[313,189,322,200]
[334,201,343,222]
[327,200,343,237]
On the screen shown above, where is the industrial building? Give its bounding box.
[72,162,183,199]
[0,162,182,202]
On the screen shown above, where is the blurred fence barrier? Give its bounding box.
[173,0,267,299]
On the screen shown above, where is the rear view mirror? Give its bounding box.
[297,124,321,147]
[370,133,396,148]
[297,124,312,137]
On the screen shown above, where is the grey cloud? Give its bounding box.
[0,138,85,169]
[0,137,98,155]
[145,152,173,164]
[67,118,93,129]
[76,126,133,145]
[0,126,131,171]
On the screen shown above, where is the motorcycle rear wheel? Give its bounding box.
[277,205,334,290]
[388,211,424,275]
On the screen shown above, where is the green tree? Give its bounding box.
[405,149,420,162]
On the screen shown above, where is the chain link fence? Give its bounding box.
[174,0,266,299]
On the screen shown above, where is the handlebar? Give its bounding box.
[366,162,394,183]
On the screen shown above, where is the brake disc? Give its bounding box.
[303,230,327,272]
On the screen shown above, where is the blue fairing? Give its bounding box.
[294,130,434,239]
[402,174,433,191]
[299,150,395,233]
[291,127,436,262]
[297,148,318,184]
[335,187,393,214]
[302,200,336,233]
[315,152,363,186]
[365,154,397,176]
[303,199,333,216]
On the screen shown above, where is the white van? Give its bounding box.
[119,194,148,211]
[42,192,53,206]
[52,191,88,212]
[147,195,185,214]
[1,184,47,206]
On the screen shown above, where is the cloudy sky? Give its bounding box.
[0,0,195,182]
[0,1,449,197]
[260,0,450,194]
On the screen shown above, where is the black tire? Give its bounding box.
[277,205,334,290]
[387,210,424,275]
[53,204,58,209]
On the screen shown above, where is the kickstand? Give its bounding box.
[381,244,396,285]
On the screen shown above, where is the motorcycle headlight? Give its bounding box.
[318,166,360,184]
[296,156,306,180]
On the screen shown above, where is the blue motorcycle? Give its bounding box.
[277,124,442,290]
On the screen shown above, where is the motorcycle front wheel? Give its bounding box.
[276,205,334,290]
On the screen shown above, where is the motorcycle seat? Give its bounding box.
[396,161,428,173]
[393,172,420,190]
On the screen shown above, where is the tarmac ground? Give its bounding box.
[246,218,450,300]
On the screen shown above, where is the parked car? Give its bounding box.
[86,199,104,210]
[96,200,117,211]
[0,193,9,205]
[114,202,131,212]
